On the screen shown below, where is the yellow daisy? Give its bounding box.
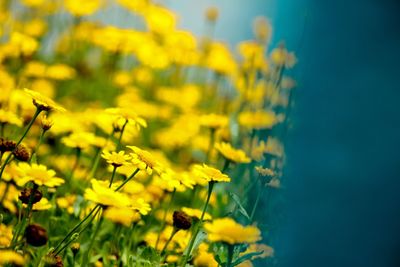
[16,163,64,188]
[127,146,163,175]
[24,88,66,112]
[192,164,231,183]
[215,142,251,163]
[101,150,131,167]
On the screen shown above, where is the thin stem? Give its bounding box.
[88,147,101,178]
[115,168,139,192]
[0,108,41,181]
[156,188,176,249]
[82,209,103,266]
[55,205,102,256]
[161,228,179,255]
[52,204,100,254]
[116,120,128,150]
[30,129,45,163]
[181,181,215,266]
[109,165,117,187]
[250,178,263,222]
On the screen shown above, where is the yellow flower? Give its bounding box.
[56,195,76,214]
[65,0,102,16]
[101,150,131,167]
[84,179,132,208]
[104,207,141,227]
[181,207,212,221]
[127,146,163,175]
[193,164,231,183]
[193,250,218,267]
[84,179,151,215]
[0,250,26,266]
[204,218,261,245]
[0,109,22,127]
[31,197,52,211]
[238,110,278,130]
[215,142,251,164]
[16,163,64,188]
[61,131,98,150]
[105,107,147,130]
[24,88,66,112]
[0,224,13,247]
[200,113,229,129]
[205,42,237,75]
[46,64,76,80]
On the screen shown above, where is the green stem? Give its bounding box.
[116,120,128,150]
[52,204,100,254]
[115,168,139,192]
[109,166,117,187]
[222,159,231,173]
[155,188,176,249]
[55,205,103,256]
[30,129,45,163]
[89,129,115,178]
[161,228,179,255]
[0,108,41,181]
[226,244,234,267]
[88,147,101,178]
[82,209,103,266]
[181,181,215,266]
[250,178,263,222]
[11,183,38,248]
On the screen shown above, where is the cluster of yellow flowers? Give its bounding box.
[0,0,294,266]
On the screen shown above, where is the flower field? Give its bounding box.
[0,0,296,266]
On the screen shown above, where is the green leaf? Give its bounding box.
[231,251,264,266]
[229,192,250,221]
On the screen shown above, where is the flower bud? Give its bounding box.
[173,211,192,230]
[13,144,31,162]
[205,6,219,22]
[71,242,80,256]
[19,187,43,204]
[25,224,48,247]
[41,115,53,132]
[0,138,16,152]
[43,254,63,267]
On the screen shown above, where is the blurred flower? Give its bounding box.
[0,250,25,266]
[204,218,261,244]
[0,109,23,127]
[238,110,278,130]
[64,0,102,16]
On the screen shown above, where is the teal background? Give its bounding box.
[170,0,400,266]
